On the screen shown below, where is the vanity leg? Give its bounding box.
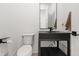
[67,40,70,56]
[38,40,41,56]
[57,41,59,48]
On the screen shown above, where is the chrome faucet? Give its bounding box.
[48,27,53,32]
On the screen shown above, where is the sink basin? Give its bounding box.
[39,30,71,34]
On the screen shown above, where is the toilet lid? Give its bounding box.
[17,45,32,56]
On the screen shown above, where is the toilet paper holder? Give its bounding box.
[72,31,79,36]
[0,37,10,43]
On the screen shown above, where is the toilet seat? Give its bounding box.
[17,45,32,56]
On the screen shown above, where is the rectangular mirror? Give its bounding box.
[40,3,57,30]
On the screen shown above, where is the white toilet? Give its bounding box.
[17,34,34,56]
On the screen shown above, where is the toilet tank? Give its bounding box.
[22,33,34,45]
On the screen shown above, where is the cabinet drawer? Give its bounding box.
[39,33,70,41]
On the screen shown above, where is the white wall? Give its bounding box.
[0,3,39,55]
[57,3,71,31]
[70,4,79,56]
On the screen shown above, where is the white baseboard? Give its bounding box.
[32,50,38,54]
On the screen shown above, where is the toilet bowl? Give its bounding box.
[17,33,34,56]
[17,45,32,56]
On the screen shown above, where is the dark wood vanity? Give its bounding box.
[39,3,71,56]
[38,31,71,56]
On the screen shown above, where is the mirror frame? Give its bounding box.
[39,3,57,30]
